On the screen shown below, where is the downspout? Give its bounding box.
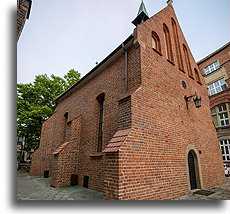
[122,43,128,92]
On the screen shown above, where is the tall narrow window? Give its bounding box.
[97,93,105,152]
[152,31,161,54]
[163,24,174,63]
[171,18,183,71]
[194,68,201,84]
[183,44,193,78]
[64,112,71,142]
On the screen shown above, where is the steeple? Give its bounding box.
[132,0,149,26]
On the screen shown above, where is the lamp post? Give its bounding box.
[184,93,202,110]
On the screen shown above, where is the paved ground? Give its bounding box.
[173,177,229,200]
[17,170,229,200]
[17,170,103,200]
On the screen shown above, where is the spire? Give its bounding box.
[137,0,149,17]
[132,0,149,27]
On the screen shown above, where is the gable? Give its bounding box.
[134,5,201,81]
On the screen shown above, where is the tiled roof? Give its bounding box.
[103,129,131,153]
[90,152,103,157]
[53,142,70,155]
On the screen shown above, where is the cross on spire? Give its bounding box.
[167,0,173,6]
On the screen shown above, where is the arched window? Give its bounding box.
[194,68,201,84]
[183,44,193,78]
[96,93,105,152]
[152,31,161,54]
[171,18,183,71]
[163,23,174,63]
[64,112,71,142]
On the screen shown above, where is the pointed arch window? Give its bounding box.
[96,93,105,152]
[171,18,184,71]
[64,112,71,142]
[163,24,174,64]
[183,44,193,78]
[152,31,162,54]
[194,68,202,84]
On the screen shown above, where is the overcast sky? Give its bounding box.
[17,0,229,84]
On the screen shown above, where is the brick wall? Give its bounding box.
[30,113,56,176]
[104,5,225,200]
[30,42,141,192]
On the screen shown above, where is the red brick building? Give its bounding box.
[197,42,230,169]
[17,0,32,42]
[30,1,225,200]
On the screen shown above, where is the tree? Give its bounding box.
[17,69,81,152]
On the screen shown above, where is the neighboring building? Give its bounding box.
[197,42,230,168]
[17,136,33,163]
[30,1,225,200]
[17,137,23,161]
[17,0,32,42]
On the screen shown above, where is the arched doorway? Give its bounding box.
[188,150,200,190]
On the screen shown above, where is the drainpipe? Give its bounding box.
[122,43,128,92]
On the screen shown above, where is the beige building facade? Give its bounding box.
[198,42,230,170]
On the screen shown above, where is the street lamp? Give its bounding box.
[184,93,202,110]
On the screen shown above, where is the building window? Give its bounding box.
[220,140,230,161]
[171,18,183,71]
[163,24,174,63]
[211,103,229,127]
[152,31,161,54]
[96,93,105,152]
[208,78,227,96]
[64,112,71,142]
[205,61,220,75]
[219,113,229,126]
[194,68,201,84]
[183,44,193,78]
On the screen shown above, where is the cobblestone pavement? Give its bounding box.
[17,170,229,200]
[173,177,229,200]
[17,170,103,200]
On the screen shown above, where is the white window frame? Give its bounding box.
[220,140,230,161]
[211,103,230,128]
[208,78,227,96]
[205,61,220,75]
[219,112,229,126]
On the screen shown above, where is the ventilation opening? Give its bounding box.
[43,170,49,178]
[83,176,89,188]
[70,174,78,186]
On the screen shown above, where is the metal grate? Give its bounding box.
[193,190,215,196]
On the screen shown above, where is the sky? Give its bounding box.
[17,0,229,84]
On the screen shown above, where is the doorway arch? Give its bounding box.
[187,150,201,190]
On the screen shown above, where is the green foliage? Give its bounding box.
[17,69,81,151]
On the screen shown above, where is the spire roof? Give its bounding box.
[137,0,149,17]
[132,1,149,26]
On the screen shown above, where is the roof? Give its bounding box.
[137,1,149,17]
[53,142,70,155]
[197,42,230,65]
[55,34,134,103]
[103,129,131,153]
